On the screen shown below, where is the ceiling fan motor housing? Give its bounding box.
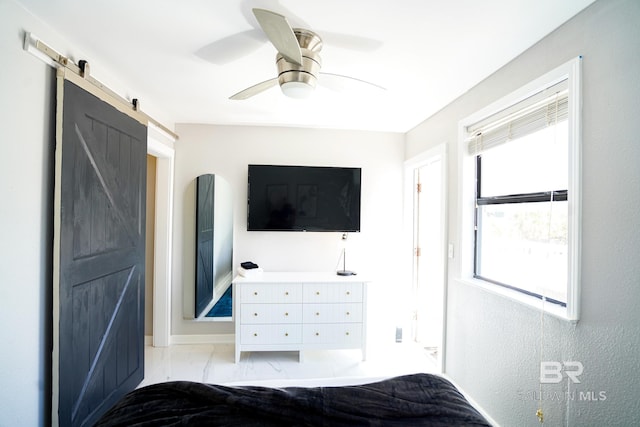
[276,29,323,92]
[277,49,321,88]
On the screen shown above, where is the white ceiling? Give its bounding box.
[17,0,595,133]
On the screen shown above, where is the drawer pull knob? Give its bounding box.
[315,332,320,336]
[346,312,350,316]
[285,291,289,296]
[254,333,258,337]
[346,291,351,295]
[253,313,258,316]
[285,312,289,316]
[254,292,258,296]
[285,333,289,337]
[316,291,320,295]
[346,332,350,336]
[315,312,320,316]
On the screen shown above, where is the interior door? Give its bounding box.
[412,154,445,368]
[195,174,215,317]
[53,74,147,426]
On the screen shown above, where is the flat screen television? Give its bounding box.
[247,164,361,232]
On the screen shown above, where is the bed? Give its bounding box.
[95,373,491,426]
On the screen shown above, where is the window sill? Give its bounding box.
[455,277,578,323]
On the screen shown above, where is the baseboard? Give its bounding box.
[170,334,235,345]
[145,334,235,346]
[441,373,500,427]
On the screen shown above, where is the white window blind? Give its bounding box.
[466,79,569,156]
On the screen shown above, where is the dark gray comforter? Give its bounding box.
[95,373,491,426]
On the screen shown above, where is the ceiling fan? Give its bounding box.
[229,8,384,100]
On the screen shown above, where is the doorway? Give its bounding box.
[405,144,447,372]
[147,126,175,347]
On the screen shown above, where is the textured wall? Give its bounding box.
[0,3,55,425]
[407,0,640,425]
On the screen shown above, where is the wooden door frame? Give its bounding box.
[147,123,175,347]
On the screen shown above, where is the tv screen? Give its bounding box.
[247,165,361,232]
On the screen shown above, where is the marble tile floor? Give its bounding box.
[140,341,438,389]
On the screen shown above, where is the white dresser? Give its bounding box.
[233,272,368,363]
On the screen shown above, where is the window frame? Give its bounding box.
[457,57,582,321]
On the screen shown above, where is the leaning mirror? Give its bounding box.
[195,174,233,320]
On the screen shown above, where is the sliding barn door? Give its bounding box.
[53,74,147,426]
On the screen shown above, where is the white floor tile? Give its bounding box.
[140,342,437,388]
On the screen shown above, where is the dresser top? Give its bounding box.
[233,271,369,284]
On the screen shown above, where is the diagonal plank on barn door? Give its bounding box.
[53,72,147,427]
[72,119,139,246]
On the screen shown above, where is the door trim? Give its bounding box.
[148,124,175,347]
[404,143,448,373]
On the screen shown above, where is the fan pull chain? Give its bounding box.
[537,91,562,425]
[538,293,546,424]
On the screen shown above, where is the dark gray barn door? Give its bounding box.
[53,76,147,426]
[195,174,215,317]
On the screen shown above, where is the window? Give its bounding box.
[459,57,581,320]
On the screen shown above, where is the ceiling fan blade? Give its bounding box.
[320,73,386,92]
[229,78,278,100]
[253,8,302,65]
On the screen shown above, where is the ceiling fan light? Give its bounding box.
[280,81,314,99]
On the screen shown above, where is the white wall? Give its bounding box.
[0,1,174,424]
[0,3,54,425]
[171,124,407,341]
[407,0,640,425]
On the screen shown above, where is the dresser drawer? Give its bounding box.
[303,303,362,323]
[239,283,303,303]
[302,282,363,303]
[241,303,302,324]
[240,324,302,345]
[303,323,363,346]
